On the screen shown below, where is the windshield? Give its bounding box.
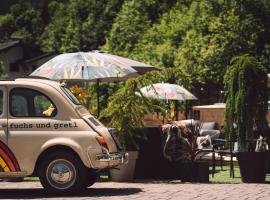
[61,86,81,105]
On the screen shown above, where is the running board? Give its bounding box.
[0,171,27,177]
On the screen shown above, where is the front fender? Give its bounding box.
[39,138,91,168]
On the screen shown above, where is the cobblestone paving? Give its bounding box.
[0,181,270,200]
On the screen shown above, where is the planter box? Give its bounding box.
[134,126,166,179]
[180,161,210,183]
[237,152,269,183]
[110,151,138,182]
[134,126,210,181]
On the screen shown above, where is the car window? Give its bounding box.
[11,95,28,117]
[34,95,54,117]
[10,88,57,117]
[61,86,81,105]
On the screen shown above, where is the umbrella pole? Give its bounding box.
[97,79,100,117]
[85,82,90,110]
[185,101,188,119]
[175,100,179,121]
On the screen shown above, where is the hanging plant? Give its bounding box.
[224,54,268,152]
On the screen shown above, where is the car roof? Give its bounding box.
[0,78,61,87]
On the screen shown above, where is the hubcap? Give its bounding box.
[46,159,77,190]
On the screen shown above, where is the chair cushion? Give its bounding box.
[200,129,220,140]
[202,122,217,130]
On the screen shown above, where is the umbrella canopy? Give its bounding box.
[30,51,157,117]
[140,83,197,101]
[90,50,159,75]
[30,52,138,81]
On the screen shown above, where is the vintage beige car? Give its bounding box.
[0,78,128,193]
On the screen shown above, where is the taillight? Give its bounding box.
[96,136,108,149]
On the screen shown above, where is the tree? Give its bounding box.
[60,18,81,53]
[104,0,151,57]
[175,10,263,85]
[0,14,15,42]
[103,0,175,57]
[10,0,44,47]
[39,1,68,52]
[224,55,268,151]
[40,0,123,52]
[131,2,191,68]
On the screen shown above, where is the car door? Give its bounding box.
[7,87,60,174]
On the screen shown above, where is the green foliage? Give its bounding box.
[224,55,268,152]
[176,10,262,85]
[103,0,151,57]
[10,0,43,47]
[39,1,68,52]
[2,0,270,88]
[131,0,266,86]
[0,14,15,42]
[41,0,123,52]
[131,2,191,68]
[103,0,176,57]
[101,68,191,150]
[0,0,123,52]
[0,61,8,80]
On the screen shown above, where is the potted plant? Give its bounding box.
[107,128,140,182]
[224,55,269,183]
[162,120,211,182]
[101,79,154,181]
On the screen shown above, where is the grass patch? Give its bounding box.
[24,177,39,182]
[210,165,270,184]
[210,165,241,183]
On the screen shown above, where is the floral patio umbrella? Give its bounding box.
[139,83,197,120]
[140,83,197,101]
[90,50,158,75]
[30,51,157,116]
[30,52,138,81]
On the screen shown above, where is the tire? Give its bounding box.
[38,151,87,194]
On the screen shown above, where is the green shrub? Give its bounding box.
[224,55,268,151]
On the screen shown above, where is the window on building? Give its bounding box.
[9,63,20,72]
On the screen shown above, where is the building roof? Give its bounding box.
[0,40,20,51]
[23,51,58,64]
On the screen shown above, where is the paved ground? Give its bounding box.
[0,181,270,200]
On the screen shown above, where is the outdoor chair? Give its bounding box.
[199,122,220,141]
[176,120,221,141]
[212,139,236,178]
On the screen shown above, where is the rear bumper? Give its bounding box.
[96,152,128,163]
[87,147,128,169]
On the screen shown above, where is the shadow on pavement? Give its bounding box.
[0,188,142,199]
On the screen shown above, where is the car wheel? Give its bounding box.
[39,151,87,194]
